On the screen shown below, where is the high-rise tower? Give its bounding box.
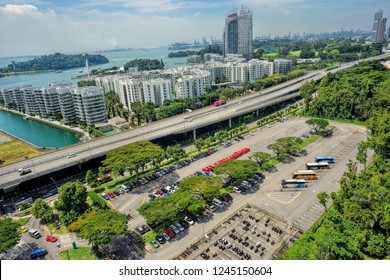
[238,5,253,60]
[223,6,253,60]
[223,9,238,56]
[371,10,387,43]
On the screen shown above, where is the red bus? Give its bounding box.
[214,99,226,106]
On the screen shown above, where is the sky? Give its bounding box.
[0,0,388,57]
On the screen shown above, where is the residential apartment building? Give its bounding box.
[0,85,107,126]
[71,87,108,125]
[274,59,293,74]
[174,69,211,99]
[202,59,274,84]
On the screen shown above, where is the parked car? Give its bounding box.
[18,225,28,233]
[141,224,151,233]
[162,232,171,241]
[184,216,194,225]
[135,226,145,234]
[107,192,115,198]
[101,193,109,200]
[150,239,160,249]
[170,224,181,234]
[210,205,219,212]
[46,235,57,243]
[180,220,190,228]
[155,235,166,244]
[113,190,121,196]
[233,187,241,193]
[166,228,175,238]
[175,222,185,232]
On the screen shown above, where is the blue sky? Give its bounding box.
[0,0,388,56]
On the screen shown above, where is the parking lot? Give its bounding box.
[102,117,367,260]
[186,205,300,260]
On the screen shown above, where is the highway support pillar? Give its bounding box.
[256,109,259,117]
[193,129,196,140]
[229,118,232,128]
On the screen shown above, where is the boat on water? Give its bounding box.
[54,70,63,73]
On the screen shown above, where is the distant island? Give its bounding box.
[125,59,164,71]
[0,53,109,77]
[168,50,198,58]
[168,44,223,58]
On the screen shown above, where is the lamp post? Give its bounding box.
[50,178,58,190]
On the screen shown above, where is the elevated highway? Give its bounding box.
[0,53,388,190]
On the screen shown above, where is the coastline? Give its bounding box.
[0,128,44,149]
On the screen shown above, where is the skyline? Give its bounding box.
[0,0,389,57]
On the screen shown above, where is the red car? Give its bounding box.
[166,228,175,238]
[46,235,57,242]
[107,192,116,198]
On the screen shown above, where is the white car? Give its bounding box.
[233,187,241,193]
[184,216,194,225]
[66,153,76,158]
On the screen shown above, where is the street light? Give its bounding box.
[50,178,58,190]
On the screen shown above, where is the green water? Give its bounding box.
[0,110,80,148]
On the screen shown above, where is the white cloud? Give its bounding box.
[283,10,290,15]
[0,4,41,15]
[193,12,202,17]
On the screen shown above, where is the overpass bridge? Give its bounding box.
[0,53,388,191]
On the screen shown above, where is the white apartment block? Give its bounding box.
[142,78,172,105]
[202,59,274,84]
[274,59,293,74]
[95,68,210,111]
[71,87,108,125]
[1,85,107,126]
[247,59,274,83]
[174,69,211,99]
[0,86,25,111]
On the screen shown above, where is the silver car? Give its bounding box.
[170,224,180,234]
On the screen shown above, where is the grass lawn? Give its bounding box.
[289,50,301,57]
[0,140,42,166]
[59,247,96,260]
[262,52,278,58]
[299,134,321,148]
[143,231,157,244]
[47,223,70,235]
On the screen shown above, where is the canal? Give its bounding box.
[0,110,81,148]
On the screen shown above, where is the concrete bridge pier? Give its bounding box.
[193,129,196,140]
[229,118,232,128]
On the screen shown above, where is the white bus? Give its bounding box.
[281,179,307,188]
[305,162,330,170]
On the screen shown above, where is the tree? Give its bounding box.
[31,198,52,221]
[179,176,223,201]
[85,170,95,185]
[356,141,369,169]
[0,218,20,254]
[250,152,273,168]
[267,137,303,159]
[55,181,88,225]
[103,142,164,181]
[98,166,106,180]
[193,138,205,151]
[305,119,329,133]
[165,145,186,161]
[317,192,330,210]
[213,160,259,185]
[68,209,127,247]
[299,80,317,114]
[130,101,143,125]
